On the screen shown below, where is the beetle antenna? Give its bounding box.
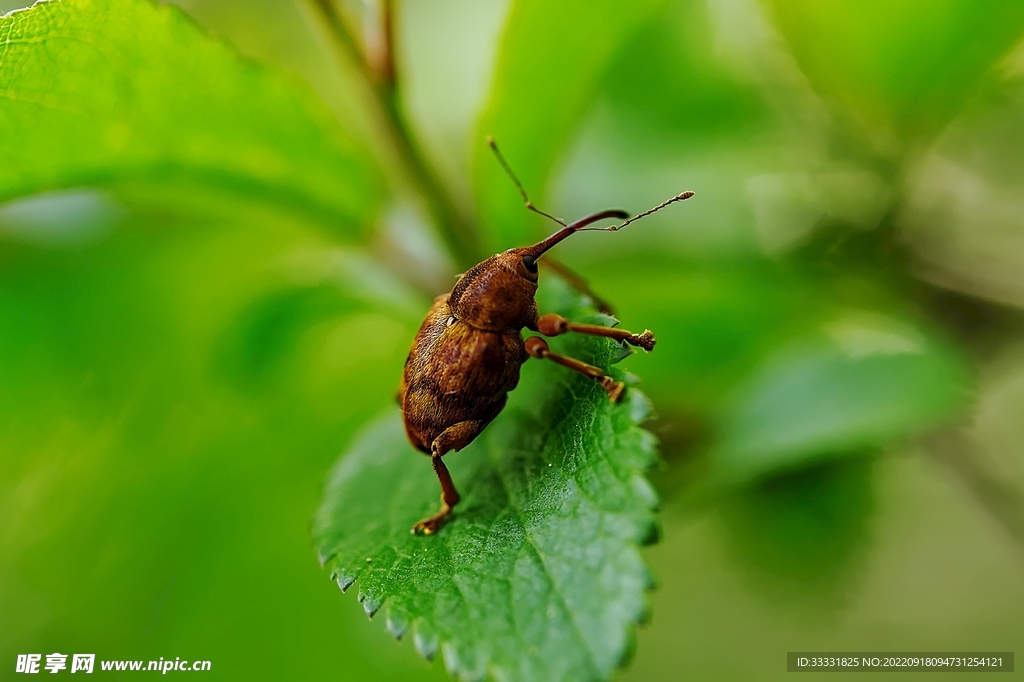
[578,191,694,232]
[488,136,567,227]
[525,209,628,259]
[525,191,694,259]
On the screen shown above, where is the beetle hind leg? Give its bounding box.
[411,455,458,535]
[412,420,485,535]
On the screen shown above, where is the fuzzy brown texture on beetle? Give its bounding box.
[398,140,692,535]
[399,246,659,535]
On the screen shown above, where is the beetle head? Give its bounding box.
[448,249,540,331]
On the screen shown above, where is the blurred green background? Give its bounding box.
[2,0,1023,679]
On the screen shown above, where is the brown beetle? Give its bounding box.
[399,139,693,534]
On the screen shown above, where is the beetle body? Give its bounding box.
[400,140,693,535]
[399,226,677,535]
[399,249,538,458]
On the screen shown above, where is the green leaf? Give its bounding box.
[0,200,431,678]
[899,62,1024,309]
[473,0,672,252]
[707,311,972,487]
[0,0,384,230]
[314,289,659,682]
[715,458,877,611]
[581,258,819,413]
[765,0,1024,141]
[209,245,425,389]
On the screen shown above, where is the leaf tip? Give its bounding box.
[612,341,636,363]
[626,385,654,424]
[441,643,486,682]
[638,517,662,546]
[335,573,356,593]
[633,584,656,626]
[385,610,408,640]
[385,614,405,638]
[615,628,640,670]
[413,628,439,662]
[358,591,382,619]
[642,564,658,591]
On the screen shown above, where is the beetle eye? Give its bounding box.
[521,255,538,273]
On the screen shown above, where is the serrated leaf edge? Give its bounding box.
[320,356,660,682]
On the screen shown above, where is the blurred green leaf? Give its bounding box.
[211,249,425,390]
[473,0,672,251]
[314,290,658,682]
[601,0,772,147]
[214,283,364,387]
[765,0,1024,142]
[582,257,821,413]
[0,208,429,678]
[899,61,1024,309]
[715,458,876,612]
[3,1,1022,680]
[0,0,384,230]
[708,312,972,486]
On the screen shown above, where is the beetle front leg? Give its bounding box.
[412,420,485,535]
[525,336,625,402]
[535,313,655,351]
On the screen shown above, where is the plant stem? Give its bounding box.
[925,430,1024,555]
[306,0,483,268]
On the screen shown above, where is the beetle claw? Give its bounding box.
[411,504,452,535]
[627,330,656,352]
[601,378,626,403]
